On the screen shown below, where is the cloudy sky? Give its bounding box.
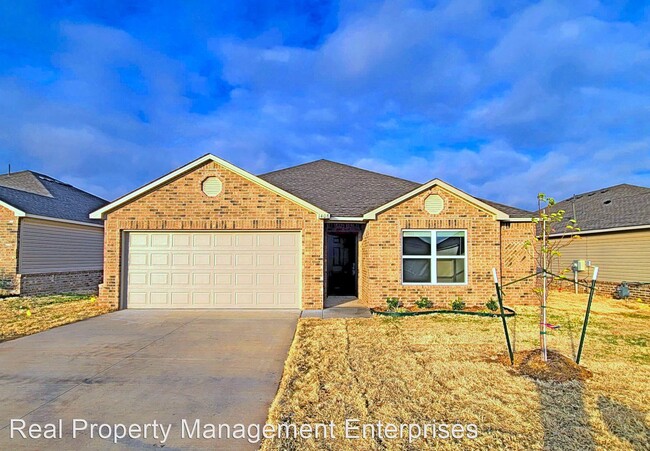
[1,0,649,209]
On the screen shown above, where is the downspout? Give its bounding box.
[499,222,504,286]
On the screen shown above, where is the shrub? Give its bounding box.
[415,297,432,309]
[485,298,499,312]
[451,296,465,311]
[386,297,401,311]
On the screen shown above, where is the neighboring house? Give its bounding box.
[91,154,535,310]
[550,184,650,300]
[0,171,108,295]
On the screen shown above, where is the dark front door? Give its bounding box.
[327,233,357,296]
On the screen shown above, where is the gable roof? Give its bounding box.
[92,154,532,221]
[259,160,420,217]
[90,154,330,219]
[552,183,650,234]
[260,160,530,219]
[0,171,107,226]
[361,178,513,220]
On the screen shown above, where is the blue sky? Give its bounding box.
[1,0,649,209]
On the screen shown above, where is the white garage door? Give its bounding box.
[125,232,301,309]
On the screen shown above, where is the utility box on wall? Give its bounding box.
[572,259,587,272]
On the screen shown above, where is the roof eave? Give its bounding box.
[90,154,331,220]
[24,214,104,228]
[501,217,533,223]
[549,224,650,238]
[0,199,26,217]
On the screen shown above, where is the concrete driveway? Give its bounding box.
[0,310,298,450]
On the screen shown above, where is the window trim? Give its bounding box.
[401,229,468,286]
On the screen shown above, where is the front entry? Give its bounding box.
[326,233,357,296]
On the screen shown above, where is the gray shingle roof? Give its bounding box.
[0,171,108,225]
[552,184,650,233]
[259,160,420,217]
[259,159,527,218]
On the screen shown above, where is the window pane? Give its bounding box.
[436,231,465,256]
[403,232,431,256]
[436,258,465,283]
[403,259,431,283]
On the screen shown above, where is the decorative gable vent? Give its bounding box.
[202,177,223,197]
[424,194,444,214]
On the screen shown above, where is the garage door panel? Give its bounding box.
[215,273,232,285]
[235,292,254,305]
[193,234,212,247]
[192,273,211,285]
[215,254,232,266]
[171,292,190,305]
[215,292,233,305]
[150,273,170,286]
[215,234,233,247]
[278,273,296,286]
[256,273,275,285]
[150,253,169,266]
[256,292,275,305]
[150,292,170,305]
[126,232,300,309]
[278,292,296,305]
[192,292,211,305]
[129,253,148,266]
[278,253,297,266]
[128,272,147,285]
[256,254,275,266]
[150,234,170,247]
[171,233,191,247]
[193,253,211,266]
[171,273,190,285]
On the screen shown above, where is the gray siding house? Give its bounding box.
[0,171,107,295]
[550,184,650,301]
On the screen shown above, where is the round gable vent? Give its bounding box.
[424,194,444,214]
[202,177,223,197]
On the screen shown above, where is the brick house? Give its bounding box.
[0,171,107,295]
[91,154,535,310]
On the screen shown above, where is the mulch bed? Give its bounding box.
[496,349,593,383]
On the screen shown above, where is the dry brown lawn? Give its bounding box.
[263,291,649,450]
[0,294,112,342]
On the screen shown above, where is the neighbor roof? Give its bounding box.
[259,160,420,217]
[259,159,530,218]
[552,184,650,233]
[0,171,108,225]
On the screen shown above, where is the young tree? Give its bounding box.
[524,193,580,361]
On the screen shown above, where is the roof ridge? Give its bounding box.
[260,159,327,177]
[260,158,420,186]
[560,183,650,202]
[0,170,53,197]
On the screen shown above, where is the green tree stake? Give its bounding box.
[493,268,514,365]
[576,267,599,365]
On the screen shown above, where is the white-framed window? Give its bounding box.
[402,230,467,285]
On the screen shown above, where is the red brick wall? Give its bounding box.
[99,160,324,309]
[360,186,535,308]
[500,222,536,304]
[0,206,18,293]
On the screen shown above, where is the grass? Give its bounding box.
[0,293,112,343]
[263,291,650,450]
